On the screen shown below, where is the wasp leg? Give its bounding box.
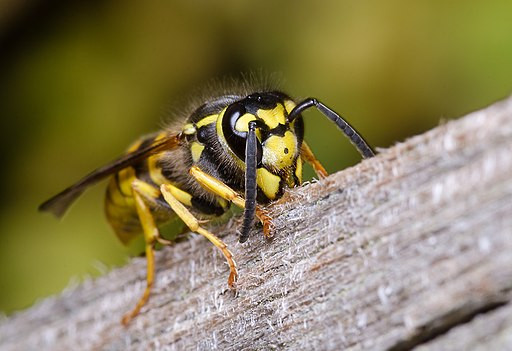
[121,179,173,325]
[255,206,274,239]
[121,180,170,325]
[160,184,238,288]
[189,166,274,238]
[301,142,328,179]
[189,166,245,207]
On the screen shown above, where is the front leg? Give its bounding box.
[189,165,274,239]
[160,184,238,288]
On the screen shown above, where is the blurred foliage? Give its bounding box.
[0,0,511,314]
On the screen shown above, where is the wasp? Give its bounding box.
[39,87,374,325]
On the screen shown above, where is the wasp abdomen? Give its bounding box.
[103,135,155,243]
[104,131,228,244]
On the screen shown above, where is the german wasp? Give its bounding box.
[39,84,374,325]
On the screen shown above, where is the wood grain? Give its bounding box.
[1,95,512,351]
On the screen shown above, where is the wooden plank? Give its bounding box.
[1,96,512,351]
[415,303,512,351]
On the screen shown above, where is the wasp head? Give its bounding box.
[219,92,304,174]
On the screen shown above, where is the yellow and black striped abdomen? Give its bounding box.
[104,167,142,244]
[104,131,229,245]
[104,135,165,244]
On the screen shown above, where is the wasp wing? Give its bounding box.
[39,134,181,218]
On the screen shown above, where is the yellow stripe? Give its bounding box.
[216,107,228,143]
[182,123,196,135]
[196,114,218,128]
[257,104,286,129]
[127,139,143,153]
[154,131,168,141]
[191,142,205,163]
[148,154,169,185]
[107,177,130,206]
[284,100,296,115]
[235,113,257,132]
[262,131,297,169]
[295,157,303,184]
[216,107,241,163]
[118,167,136,196]
[256,168,281,200]
[147,154,194,207]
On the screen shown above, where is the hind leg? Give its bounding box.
[121,180,170,325]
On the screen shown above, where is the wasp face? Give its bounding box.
[220,92,304,172]
[216,92,304,202]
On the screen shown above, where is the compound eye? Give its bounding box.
[223,102,247,140]
[222,102,262,164]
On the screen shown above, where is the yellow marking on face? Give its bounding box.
[283,100,296,115]
[295,157,303,184]
[235,113,257,132]
[191,142,205,163]
[257,104,286,129]
[165,183,193,207]
[262,131,297,170]
[183,123,196,135]
[256,168,281,200]
[196,114,218,128]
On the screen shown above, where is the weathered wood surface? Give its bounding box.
[1,96,512,351]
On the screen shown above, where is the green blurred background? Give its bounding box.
[1,1,511,315]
